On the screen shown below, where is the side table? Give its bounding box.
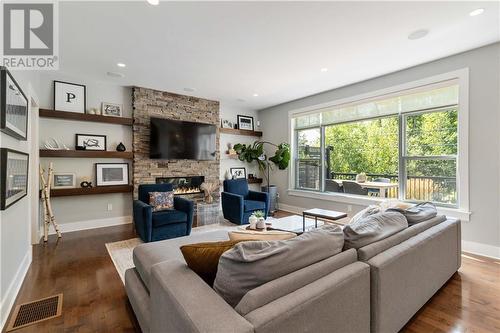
[196,201,222,226]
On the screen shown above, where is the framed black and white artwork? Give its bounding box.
[1,67,29,140]
[75,134,106,151]
[237,115,254,131]
[101,102,122,117]
[0,148,29,210]
[230,167,246,179]
[54,80,86,113]
[96,163,129,186]
[52,173,76,189]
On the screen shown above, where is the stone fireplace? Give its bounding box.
[156,176,205,195]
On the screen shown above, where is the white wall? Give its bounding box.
[259,43,500,258]
[0,70,40,329]
[37,72,132,229]
[219,104,262,190]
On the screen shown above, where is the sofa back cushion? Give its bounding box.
[213,224,344,307]
[234,249,357,316]
[387,202,437,225]
[223,179,249,198]
[343,211,408,250]
[138,183,173,204]
[357,215,447,261]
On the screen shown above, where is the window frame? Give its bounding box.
[287,69,470,220]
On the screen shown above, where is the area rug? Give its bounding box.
[105,222,237,284]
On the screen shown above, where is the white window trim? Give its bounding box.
[287,68,470,221]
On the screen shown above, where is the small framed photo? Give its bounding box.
[96,163,129,186]
[101,102,122,117]
[1,67,29,140]
[54,81,86,113]
[237,115,254,131]
[0,148,29,210]
[230,167,246,179]
[75,134,106,151]
[221,119,233,129]
[52,173,76,189]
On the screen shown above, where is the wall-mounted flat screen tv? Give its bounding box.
[149,117,216,160]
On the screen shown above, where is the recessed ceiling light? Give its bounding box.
[320,68,328,72]
[117,63,126,68]
[183,87,196,92]
[106,71,125,78]
[408,29,429,40]
[253,93,259,97]
[469,8,484,17]
[147,0,159,5]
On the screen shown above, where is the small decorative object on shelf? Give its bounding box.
[101,102,122,117]
[224,170,231,180]
[227,143,236,155]
[75,145,86,150]
[52,173,76,189]
[39,162,62,241]
[1,67,29,140]
[237,115,254,131]
[221,119,233,129]
[116,142,126,152]
[248,173,254,179]
[80,177,93,188]
[96,163,129,186]
[86,108,96,115]
[44,138,70,150]
[54,80,86,114]
[200,181,217,203]
[230,167,246,179]
[75,134,106,151]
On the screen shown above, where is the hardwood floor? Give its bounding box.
[4,214,500,333]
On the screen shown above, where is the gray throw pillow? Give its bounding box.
[213,224,344,307]
[343,211,408,249]
[388,202,437,225]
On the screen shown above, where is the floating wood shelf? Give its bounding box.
[49,185,133,197]
[226,154,239,159]
[248,178,263,184]
[219,128,262,137]
[39,109,133,126]
[39,150,133,159]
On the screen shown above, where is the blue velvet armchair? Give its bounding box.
[221,179,269,225]
[133,184,194,243]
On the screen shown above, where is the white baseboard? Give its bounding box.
[462,240,500,259]
[0,249,32,331]
[279,203,500,259]
[46,216,133,235]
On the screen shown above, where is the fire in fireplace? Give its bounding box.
[156,176,205,195]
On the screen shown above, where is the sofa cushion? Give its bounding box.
[244,200,266,212]
[149,191,174,212]
[213,224,344,307]
[133,229,230,290]
[388,202,437,225]
[343,211,408,250]
[180,240,244,286]
[152,209,187,227]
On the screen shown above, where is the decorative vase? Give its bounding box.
[256,217,266,229]
[116,142,126,152]
[224,170,231,180]
[249,215,258,230]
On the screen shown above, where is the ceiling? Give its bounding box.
[58,1,500,110]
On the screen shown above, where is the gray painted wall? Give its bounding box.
[258,43,500,249]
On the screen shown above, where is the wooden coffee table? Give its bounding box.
[302,208,348,232]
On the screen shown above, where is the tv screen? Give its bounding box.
[149,117,216,160]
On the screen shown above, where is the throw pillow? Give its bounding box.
[343,211,408,249]
[149,191,174,212]
[387,201,437,225]
[213,224,344,307]
[348,204,381,225]
[180,240,244,286]
[228,230,296,241]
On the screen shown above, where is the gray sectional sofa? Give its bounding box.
[125,215,461,333]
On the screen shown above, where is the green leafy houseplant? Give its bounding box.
[233,141,290,186]
[251,210,265,218]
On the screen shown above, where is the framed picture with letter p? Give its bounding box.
[54,81,86,113]
[95,163,129,186]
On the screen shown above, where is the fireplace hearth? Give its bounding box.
[156,176,205,195]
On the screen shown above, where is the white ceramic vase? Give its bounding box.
[248,215,258,230]
[256,217,266,229]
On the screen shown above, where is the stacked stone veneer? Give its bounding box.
[132,87,220,200]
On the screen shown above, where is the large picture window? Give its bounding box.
[292,80,460,207]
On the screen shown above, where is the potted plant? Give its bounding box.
[233,141,290,214]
